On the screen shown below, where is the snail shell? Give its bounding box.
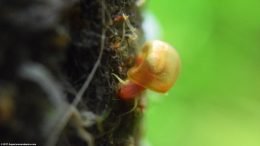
[128,40,180,93]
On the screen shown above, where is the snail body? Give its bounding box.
[118,40,180,100]
[118,80,145,100]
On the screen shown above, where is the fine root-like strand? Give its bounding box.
[72,0,106,107]
[78,127,94,146]
[46,1,107,145]
[119,98,138,117]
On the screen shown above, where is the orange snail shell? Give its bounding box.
[127,40,180,93]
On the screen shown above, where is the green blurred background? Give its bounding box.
[144,0,260,146]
